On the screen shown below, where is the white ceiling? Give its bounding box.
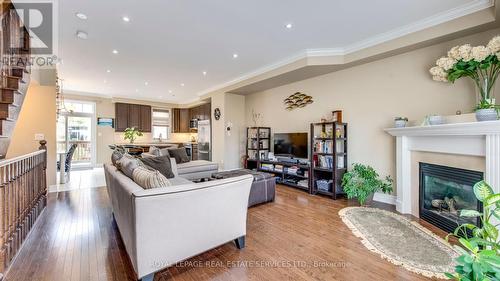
[56,0,491,103]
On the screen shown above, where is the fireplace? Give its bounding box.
[419,163,483,234]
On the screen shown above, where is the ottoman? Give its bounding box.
[212,169,276,207]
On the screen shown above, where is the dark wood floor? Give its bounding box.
[3,185,446,281]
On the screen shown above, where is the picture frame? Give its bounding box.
[259,151,267,160]
[97,117,114,128]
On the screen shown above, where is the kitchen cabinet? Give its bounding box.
[173,103,211,133]
[115,103,152,132]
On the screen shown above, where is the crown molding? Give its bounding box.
[197,0,494,98]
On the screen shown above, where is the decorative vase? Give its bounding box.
[428,115,444,125]
[475,108,498,122]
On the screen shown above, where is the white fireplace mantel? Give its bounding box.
[385,120,500,214]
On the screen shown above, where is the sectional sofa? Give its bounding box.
[104,159,253,281]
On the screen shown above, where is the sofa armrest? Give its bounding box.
[170,157,178,176]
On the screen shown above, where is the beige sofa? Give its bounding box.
[104,163,252,281]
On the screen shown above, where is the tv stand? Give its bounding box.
[257,159,311,192]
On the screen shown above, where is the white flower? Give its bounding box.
[432,75,448,82]
[471,45,491,62]
[458,44,473,62]
[487,36,500,53]
[429,66,446,76]
[447,46,461,60]
[436,57,456,71]
[496,52,500,61]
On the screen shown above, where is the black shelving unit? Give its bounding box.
[246,127,271,170]
[310,122,348,199]
[257,160,311,192]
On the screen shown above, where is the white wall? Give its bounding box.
[224,94,246,169]
[243,28,500,189]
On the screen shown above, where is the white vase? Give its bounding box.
[475,108,498,122]
[428,115,444,125]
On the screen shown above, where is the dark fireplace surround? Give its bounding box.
[419,163,483,234]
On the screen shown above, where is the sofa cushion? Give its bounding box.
[177,160,218,174]
[168,176,193,186]
[168,148,190,164]
[117,154,139,179]
[139,155,175,179]
[149,146,161,156]
[132,166,171,189]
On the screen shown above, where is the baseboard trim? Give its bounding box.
[373,192,397,205]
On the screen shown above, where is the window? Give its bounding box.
[152,108,171,140]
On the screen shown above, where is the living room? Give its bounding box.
[1,1,500,280]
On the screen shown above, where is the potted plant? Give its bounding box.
[123,127,143,144]
[430,36,500,122]
[341,163,393,206]
[394,117,408,128]
[445,181,500,280]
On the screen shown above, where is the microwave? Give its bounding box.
[189,119,198,129]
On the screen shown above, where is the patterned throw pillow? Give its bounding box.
[117,154,139,179]
[149,146,161,156]
[139,155,175,178]
[167,148,190,164]
[111,149,124,165]
[132,166,171,189]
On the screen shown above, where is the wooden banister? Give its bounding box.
[0,141,47,277]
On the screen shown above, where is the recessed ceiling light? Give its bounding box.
[144,81,149,86]
[135,89,139,92]
[159,95,163,98]
[168,90,173,94]
[112,49,119,54]
[180,83,185,87]
[76,31,88,40]
[202,71,207,76]
[122,16,130,22]
[285,23,293,29]
[103,80,107,83]
[75,12,87,20]
[106,69,111,73]
[232,53,239,59]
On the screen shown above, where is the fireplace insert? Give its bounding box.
[419,163,483,234]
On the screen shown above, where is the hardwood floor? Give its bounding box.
[4,185,446,281]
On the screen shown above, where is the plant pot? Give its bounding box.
[428,115,444,125]
[475,108,498,122]
[394,120,407,128]
[361,193,375,207]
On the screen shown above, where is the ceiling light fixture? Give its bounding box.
[168,90,173,94]
[202,71,207,76]
[285,23,293,29]
[122,16,130,22]
[103,80,107,83]
[112,49,119,54]
[180,83,185,87]
[75,12,87,20]
[106,69,111,73]
[135,89,139,92]
[232,53,239,59]
[76,31,88,40]
[144,81,149,86]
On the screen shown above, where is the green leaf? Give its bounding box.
[460,210,483,217]
[483,222,499,241]
[485,194,500,206]
[474,181,494,202]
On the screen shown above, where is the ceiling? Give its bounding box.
[55,0,492,103]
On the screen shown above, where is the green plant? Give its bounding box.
[123,127,143,144]
[341,163,393,206]
[445,181,500,281]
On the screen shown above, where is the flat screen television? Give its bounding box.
[273,133,308,159]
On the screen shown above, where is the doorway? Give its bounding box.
[56,100,97,169]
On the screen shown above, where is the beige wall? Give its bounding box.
[210,92,226,168]
[6,83,57,186]
[243,28,500,186]
[410,151,485,216]
[224,94,246,169]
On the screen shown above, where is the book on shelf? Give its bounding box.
[314,140,333,154]
[274,165,283,172]
[261,163,274,170]
[317,155,333,169]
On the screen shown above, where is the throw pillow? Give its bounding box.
[148,146,161,156]
[168,148,190,164]
[132,166,171,189]
[139,155,175,178]
[111,149,124,165]
[117,154,139,179]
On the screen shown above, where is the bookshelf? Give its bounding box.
[246,127,271,170]
[310,122,348,199]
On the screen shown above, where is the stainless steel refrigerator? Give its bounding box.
[197,120,211,161]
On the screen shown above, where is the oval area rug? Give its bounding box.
[339,207,459,279]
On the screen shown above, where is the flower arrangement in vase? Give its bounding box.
[429,36,500,122]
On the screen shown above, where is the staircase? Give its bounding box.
[0,2,32,158]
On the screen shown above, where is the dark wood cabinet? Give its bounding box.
[115,103,152,132]
[173,103,211,133]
